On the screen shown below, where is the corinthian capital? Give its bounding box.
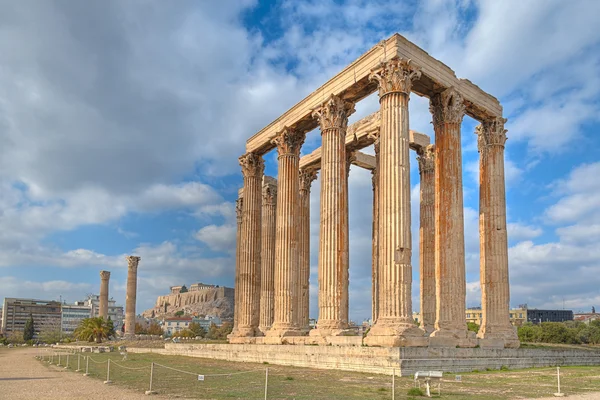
[239,152,265,178]
[299,168,318,192]
[417,144,435,174]
[126,256,140,271]
[370,57,421,97]
[262,184,277,205]
[272,127,305,157]
[429,87,465,126]
[476,117,508,151]
[100,270,111,280]
[312,94,355,131]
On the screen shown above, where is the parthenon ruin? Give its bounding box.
[229,33,519,349]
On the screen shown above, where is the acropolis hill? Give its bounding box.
[142,282,234,320]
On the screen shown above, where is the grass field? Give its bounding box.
[37,349,600,399]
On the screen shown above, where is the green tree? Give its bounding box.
[147,322,163,336]
[467,322,480,334]
[174,310,185,317]
[74,317,113,343]
[216,322,233,339]
[173,329,195,338]
[189,322,206,338]
[206,322,219,339]
[23,314,35,341]
[517,323,541,342]
[135,322,147,334]
[538,322,580,344]
[106,317,116,338]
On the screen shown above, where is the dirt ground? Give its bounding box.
[0,347,168,400]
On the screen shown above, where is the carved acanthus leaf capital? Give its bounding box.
[417,144,435,174]
[429,87,466,126]
[312,94,355,131]
[235,197,244,222]
[272,127,305,157]
[262,184,277,205]
[476,117,508,151]
[299,168,318,192]
[370,57,421,98]
[100,270,111,280]
[126,256,140,271]
[239,152,265,178]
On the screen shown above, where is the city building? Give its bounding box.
[192,315,222,330]
[527,309,573,324]
[465,307,528,327]
[81,295,125,331]
[574,313,600,324]
[163,316,193,336]
[61,303,92,335]
[1,298,62,338]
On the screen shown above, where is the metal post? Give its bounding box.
[57,354,62,367]
[104,359,112,384]
[264,368,269,400]
[65,354,69,369]
[554,366,565,397]
[392,368,395,400]
[145,362,156,395]
[76,354,81,372]
[84,356,89,376]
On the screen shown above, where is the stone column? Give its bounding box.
[259,176,277,333]
[299,168,318,331]
[231,153,264,338]
[310,94,354,337]
[370,134,380,325]
[125,256,140,337]
[417,145,436,334]
[267,127,305,338]
[476,117,519,348]
[231,192,243,336]
[365,57,424,347]
[429,87,472,344]
[99,270,110,320]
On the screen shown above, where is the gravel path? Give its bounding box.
[0,347,168,400]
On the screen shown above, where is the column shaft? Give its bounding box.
[99,270,110,320]
[125,256,140,337]
[311,94,354,336]
[430,88,470,341]
[231,194,243,335]
[299,168,317,331]
[259,178,277,333]
[417,145,436,334]
[371,137,380,325]
[268,128,305,337]
[233,153,264,337]
[476,118,519,347]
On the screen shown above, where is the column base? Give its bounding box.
[429,328,477,348]
[364,320,427,347]
[477,325,520,348]
[258,326,271,335]
[265,323,303,338]
[228,326,261,338]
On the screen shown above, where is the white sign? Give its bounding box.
[455,375,462,382]
[198,375,205,381]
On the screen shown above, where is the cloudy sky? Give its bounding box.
[1,0,599,323]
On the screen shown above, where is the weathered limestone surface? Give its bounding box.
[430,88,473,345]
[417,145,436,334]
[311,94,354,336]
[370,136,380,324]
[125,256,140,338]
[476,118,519,348]
[259,176,277,333]
[232,153,264,338]
[267,128,305,338]
[298,168,318,331]
[99,270,110,320]
[365,57,425,347]
[231,192,243,335]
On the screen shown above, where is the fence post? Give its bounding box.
[104,359,112,384]
[264,367,269,400]
[49,353,53,364]
[392,368,395,400]
[57,353,62,367]
[65,354,70,369]
[554,366,565,397]
[76,354,81,372]
[145,362,156,395]
[84,356,89,376]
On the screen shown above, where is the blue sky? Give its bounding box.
[1,0,599,323]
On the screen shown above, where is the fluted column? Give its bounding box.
[259,177,277,333]
[476,117,519,348]
[125,256,140,337]
[267,128,305,337]
[231,193,243,336]
[430,87,470,342]
[417,145,436,334]
[365,57,424,347]
[299,168,318,331]
[310,94,354,337]
[231,153,264,338]
[99,270,110,320]
[370,134,380,325]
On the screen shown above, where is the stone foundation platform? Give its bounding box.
[127,344,600,377]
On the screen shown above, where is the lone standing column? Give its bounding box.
[99,271,111,320]
[476,118,519,348]
[310,94,354,337]
[417,145,436,334]
[259,177,277,333]
[267,127,305,338]
[430,87,471,345]
[365,57,424,347]
[232,153,264,338]
[298,168,318,331]
[125,256,140,338]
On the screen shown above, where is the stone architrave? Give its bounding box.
[125,256,140,337]
[476,118,519,348]
[365,57,425,347]
[370,133,380,324]
[310,94,355,337]
[232,153,264,338]
[267,127,306,338]
[429,87,472,344]
[259,177,277,333]
[417,145,436,334]
[298,168,318,331]
[231,194,244,336]
[99,270,111,320]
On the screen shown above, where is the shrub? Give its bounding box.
[407,387,424,396]
[467,322,480,334]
